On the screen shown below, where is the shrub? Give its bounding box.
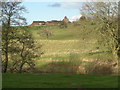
[91,22,96,25]
[69,52,82,65]
[59,22,67,29]
[38,61,75,74]
[38,53,82,74]
[73,22,81,26]
[85,60,113,75]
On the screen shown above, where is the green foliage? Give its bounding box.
[91,22,96,25]
[79,16,86,21]
[98,19,118,60]
[59,22,67,29]
[7,27,43,73]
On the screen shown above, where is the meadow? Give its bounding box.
[2,1,119,89]
[3,21,118,88]
[26,21,115,74]
[3,73,118,88]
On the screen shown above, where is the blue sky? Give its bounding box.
[22,2,83,25]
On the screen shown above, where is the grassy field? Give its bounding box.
[31,22,113,58]
[26,21,115,74]
[3,74,118,88]
[29,22,101,40]
[3,21,118,88]
[33,39,114,74]
[29,22,111,57]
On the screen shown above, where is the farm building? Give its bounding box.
[62,16,70,23]
[29,16,70,26]
[29,21,46,26]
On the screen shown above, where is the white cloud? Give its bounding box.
[49,2,82,9]
[60,2,82,9]
[24,0,119,2]
[70,14,82,22]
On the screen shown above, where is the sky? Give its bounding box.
[22,2,83,25]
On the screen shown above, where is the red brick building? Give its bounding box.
[62,16,70,23]
[29,16,70,26]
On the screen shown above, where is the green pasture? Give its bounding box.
[28,22,101,40]
[3,74,118,88]
[27,22,114,74]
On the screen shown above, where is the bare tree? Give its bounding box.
[1,2,27,73]
[9,27,42,73]
[81,1,119,60]
[81,2,118,21]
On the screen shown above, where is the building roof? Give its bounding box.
[33,21,45,23]
[51,20,63,22]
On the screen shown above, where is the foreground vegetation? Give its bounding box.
[3,74,118,88]
[2,18,118,75]
[2,2,119,74]
[2,1,119,88]
[3,22,118,74]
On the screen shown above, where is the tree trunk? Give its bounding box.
[19,42,25,73]
[3,28,9,73]
[3,16,10,73]
[19,62,24,73]
[3,50,8,73]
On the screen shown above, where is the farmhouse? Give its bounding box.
[29,16,70,26]
[47,20,64,25]
[29,21,46,26]
[62,16,70,23]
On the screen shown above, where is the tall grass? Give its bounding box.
[34,52,83,74]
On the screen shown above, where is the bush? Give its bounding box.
[91,22,96,25]
[73,22,81,26]
[37,53,82,74]
[38,61,74,74]
[59,22,67,29]
[69,52,82,65]
[85,60,113,75]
